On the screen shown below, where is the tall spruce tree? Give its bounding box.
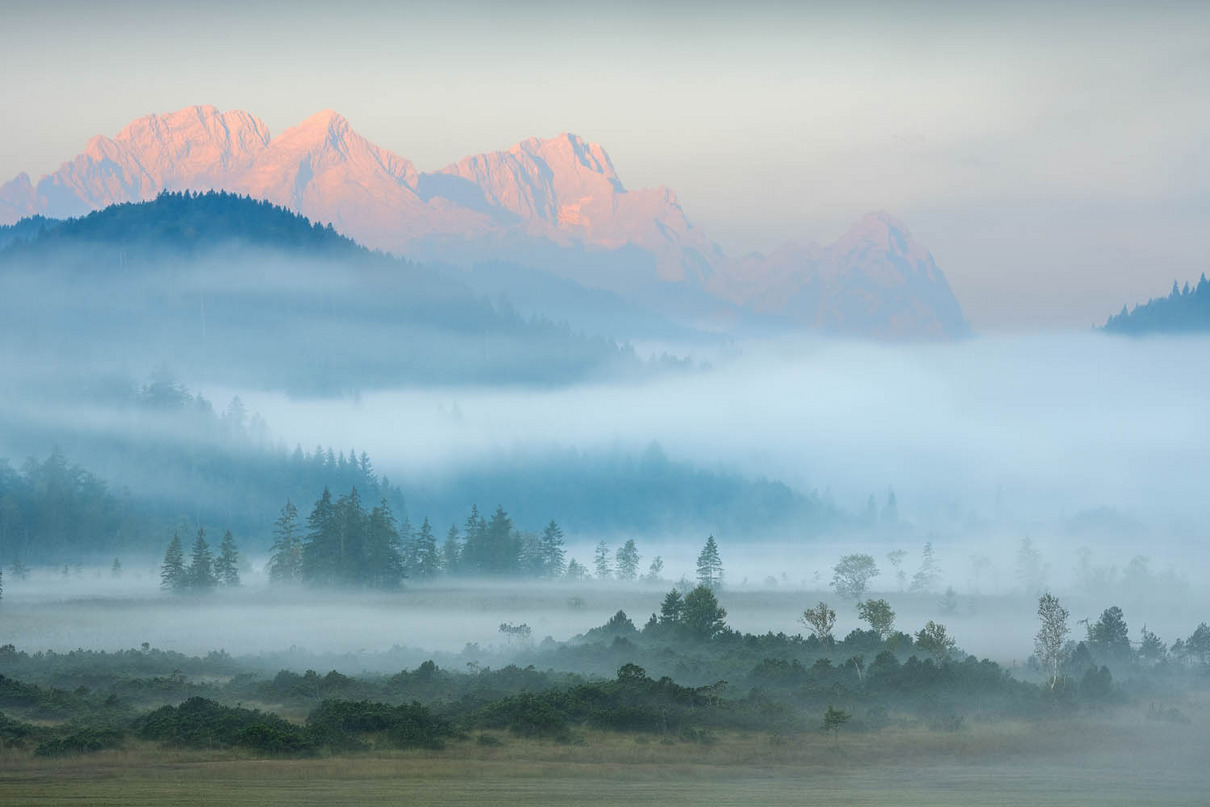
[460,505,488,575]
[484,506,519,575]
[332,488,369,584]
[696,536,723,589]
[268,500,302,584]
[215,530,241,587]
[442,523,462,576]
[539,520,567,578]
[187,528,216,591]
[412,517,440,580]
[364,499,405,589]
[160,534,185,592]
[593,541,612,580]
[302,487,338,585]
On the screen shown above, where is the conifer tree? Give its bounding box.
[216,530,241,587]
[910,542,940,593]
[160,533,186,592]
[412,517,440,580]
[187,528,216,591]
[460,505,489,575]
[302,487,338,585]
[333,488,368,583]
[539,520,567,578]
[268,500,302,584]
[659,588,684,624]
[593,541,612,579]
[696,535,723,589]
[365,499,405,588]
[484,506,519,575]
[442,523,462,576]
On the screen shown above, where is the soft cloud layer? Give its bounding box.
[230,332,1210,533]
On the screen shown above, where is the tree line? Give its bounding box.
[156,486,731,590]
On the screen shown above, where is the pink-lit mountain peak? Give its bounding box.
[510,133,622,187]
[835,210,923,257]
[0,105,968,338]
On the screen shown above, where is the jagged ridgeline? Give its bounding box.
[0,192,637,391]
[1103,275,1210,334]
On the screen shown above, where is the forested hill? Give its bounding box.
[0,191,359,258]
[0,192,639,390]
[1103,275,1210,334]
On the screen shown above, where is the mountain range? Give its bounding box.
[0,105,968,339]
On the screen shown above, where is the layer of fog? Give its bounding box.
[2,560,1205,671]
[232,330,1210,536]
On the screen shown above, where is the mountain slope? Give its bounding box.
[0,106,968,338]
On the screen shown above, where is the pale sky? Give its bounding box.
[2,0,1208,329]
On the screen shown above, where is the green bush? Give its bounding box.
[35,727,124,756]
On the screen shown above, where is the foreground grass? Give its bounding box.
[3,716,1208,806]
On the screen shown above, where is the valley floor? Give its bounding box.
[3,717,1206,806]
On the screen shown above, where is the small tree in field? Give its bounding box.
[1035,592,1070,689]
[857,598,895,639]
[822,705,851,745]
[801,601,838,657]
[696,536,723,589]
[593,541,612,580]
[915,620,957,661]
[832,554,879,598]
[910,542,940,593]
[615,539,640,581]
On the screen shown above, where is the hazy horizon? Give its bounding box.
[4,1,1210,328]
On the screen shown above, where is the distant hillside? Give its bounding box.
[0,192,638,391]
[1103,276,1210,334]
[0,190,358,256]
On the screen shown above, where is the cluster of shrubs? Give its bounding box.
[135,696,454,756]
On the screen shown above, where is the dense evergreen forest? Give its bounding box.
[1103,275,1210,333]
[1,365,845,565]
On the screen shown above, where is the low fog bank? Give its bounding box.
[2,545,1206,669]
[237,330,1210,536]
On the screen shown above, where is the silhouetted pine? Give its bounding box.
[268,501,303,584]
[187,529,217,591]
[539,520,567,578]
[411,518,441,580]
[364,499,406,589]
[160,534,186,592]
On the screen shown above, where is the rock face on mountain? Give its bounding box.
[0,105,968,338]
